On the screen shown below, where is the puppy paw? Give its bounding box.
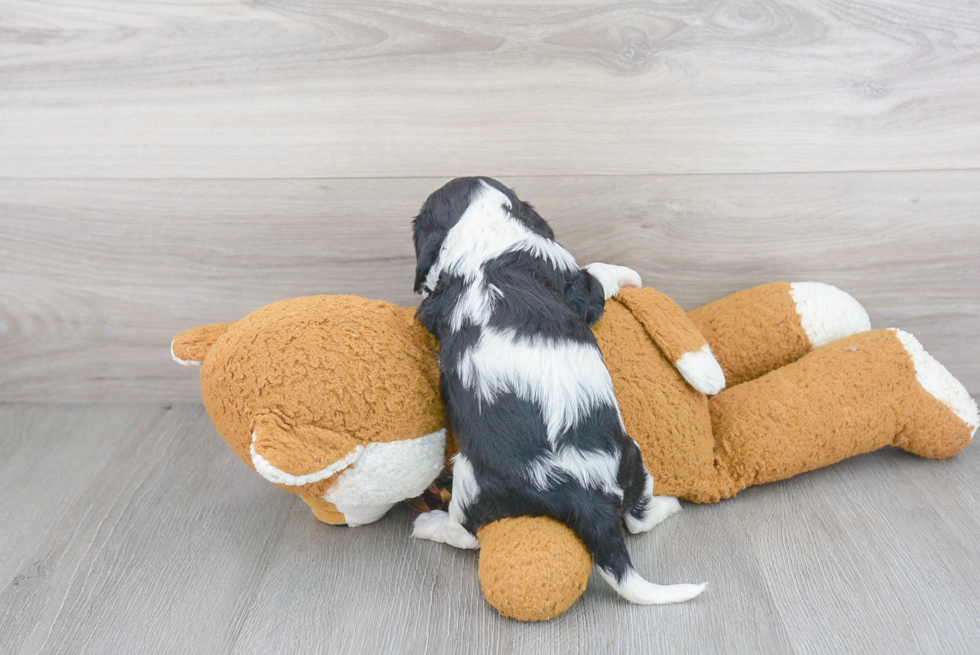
[626,496,681,534]
[585,263,642,300]
[412,510,448,541]
[412,510,479,549]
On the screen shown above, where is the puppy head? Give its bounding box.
[412,177,554,294]
[412,177,477,295]
[478,178,554,241]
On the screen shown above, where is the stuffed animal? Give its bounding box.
[172,282,977,621]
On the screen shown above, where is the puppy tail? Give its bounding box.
[570,512,706,605]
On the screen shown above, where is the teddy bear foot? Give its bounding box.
[625,495,681,534]
[413,510,480,549]
[891,329,979,441]
[790,282,871,348]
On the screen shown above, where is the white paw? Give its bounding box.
[585,263,642,300]
[412,510,449,541]
[615,266,642,291]
[412,510,479,549]
[626,496,681,534]
[674,345,726,395]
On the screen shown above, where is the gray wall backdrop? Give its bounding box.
[1,1,978,402]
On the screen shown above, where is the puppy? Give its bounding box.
[410,177,705,605]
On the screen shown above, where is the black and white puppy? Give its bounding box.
[410,177,705,605]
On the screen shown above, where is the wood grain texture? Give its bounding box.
[2,172,977,402]
[734,450,980,654]
[0,404,295,655]
[2,0,979,178]
[1,403,978,654]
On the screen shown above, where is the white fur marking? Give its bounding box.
[675,344,727,395]
[599,568,706,605]
[412,510,480,549]
[323,429,448,507]
[171,339,202,367]
[891,330,979,437]
[790,282,871,348]
[457,327,620,443]
[425,181,578,329]
[584,262,642,300]
[448,453,480,524]
[451,280,500,331]
[627,495,681,534]
[526,447,622,497]
[251,437,362,487]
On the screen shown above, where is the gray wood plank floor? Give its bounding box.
[2,403,978,654]
[3,1,979,652]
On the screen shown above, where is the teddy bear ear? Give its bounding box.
[249,414,364,487]
[171,322,232,365]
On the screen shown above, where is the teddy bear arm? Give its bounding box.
[615,287,726,395]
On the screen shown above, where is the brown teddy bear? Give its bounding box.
[172,282,977,621]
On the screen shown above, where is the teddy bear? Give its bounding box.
[172,281,977,621]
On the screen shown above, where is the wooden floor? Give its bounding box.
[3,1,980,653]
[1,403,978,655]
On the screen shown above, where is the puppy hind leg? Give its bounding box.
[618,440,680,534]
[412,508,479,549]
[625,472,681,534]
[412,454,480,549]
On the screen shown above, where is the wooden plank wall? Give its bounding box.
[1,1,978,401]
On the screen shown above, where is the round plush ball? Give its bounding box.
[477,516,592,622]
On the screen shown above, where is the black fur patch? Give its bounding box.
[414,177,649,582]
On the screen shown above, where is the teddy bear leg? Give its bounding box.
[888,329,978,458]
[708,329,977,496]
[688,281,870,387]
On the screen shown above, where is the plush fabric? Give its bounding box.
[173,295,446,506]
[477,517,592,622]
[173,283,977,621]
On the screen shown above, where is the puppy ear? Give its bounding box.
[413,218,445,294]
